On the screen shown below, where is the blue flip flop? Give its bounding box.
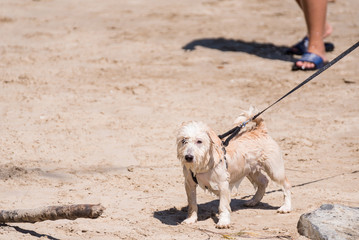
[286,37,335,55]
[292,52,328,71]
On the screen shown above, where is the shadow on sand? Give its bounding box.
[182,38,296,63]
[0,224,59,240]
[154,170,359,226]
[153,198,278,226]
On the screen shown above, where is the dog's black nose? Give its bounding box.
[185,154,194,162]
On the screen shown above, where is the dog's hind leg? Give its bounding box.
[276,176,291,213]
[244,171,268,207]
[264,164,292,213]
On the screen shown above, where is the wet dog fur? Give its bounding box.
[176,108,291,228]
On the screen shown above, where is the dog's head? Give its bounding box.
[176,121,223,173]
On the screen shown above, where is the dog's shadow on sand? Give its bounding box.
[153,199,278,226]
[182,38,296,63]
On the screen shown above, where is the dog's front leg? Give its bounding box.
[216,180,231,229]
[183,168,198,224]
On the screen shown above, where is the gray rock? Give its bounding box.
[297,204,359,240]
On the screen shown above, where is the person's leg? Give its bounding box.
[295,0,332,38]
[295,0,328,69]
[287,0,332,57]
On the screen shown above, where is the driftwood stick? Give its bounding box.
[0,204,105,223]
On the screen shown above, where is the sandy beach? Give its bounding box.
[0,0,358,239]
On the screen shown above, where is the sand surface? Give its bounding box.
[0,0,358,239]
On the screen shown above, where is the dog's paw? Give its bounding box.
[182,216,197,225]
[215,223,231,229]
[216,216,231,229]
[277,205,291,214]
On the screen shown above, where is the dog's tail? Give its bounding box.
[233,106,266,132]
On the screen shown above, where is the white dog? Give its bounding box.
[176,108,291,228]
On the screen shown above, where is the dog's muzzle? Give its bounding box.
[185,154,194,163]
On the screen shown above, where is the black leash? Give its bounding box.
[219,41,359,147]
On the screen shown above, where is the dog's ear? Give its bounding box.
[206,127,222,147]
[206,127,223,165]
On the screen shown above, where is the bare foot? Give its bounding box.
[294,39,327,70]
[323,22,333,39]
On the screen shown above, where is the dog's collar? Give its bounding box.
[190,146,228,185]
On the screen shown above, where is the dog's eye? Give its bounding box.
[181,139,187,145]
[196,140,202,144]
